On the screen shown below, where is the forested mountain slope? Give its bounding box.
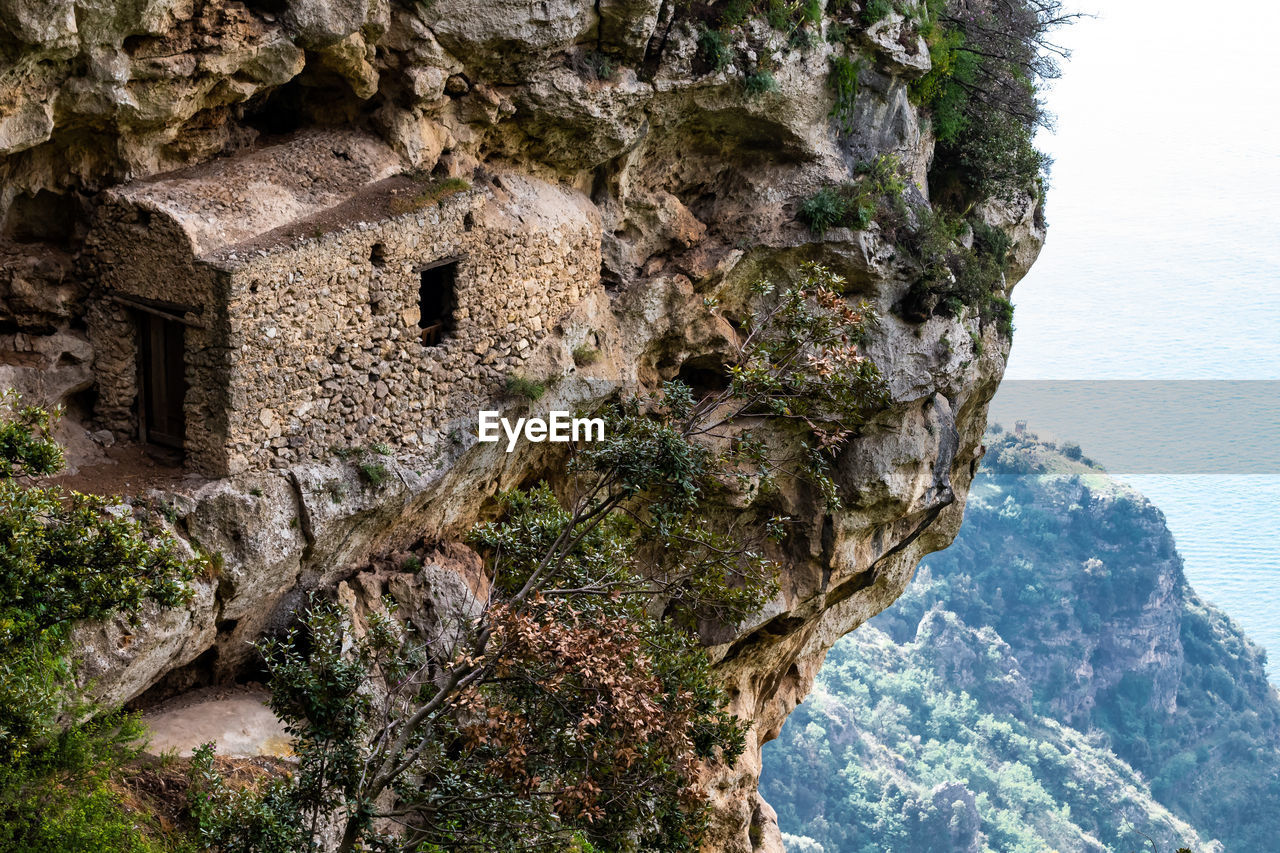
[763,432,1280,852]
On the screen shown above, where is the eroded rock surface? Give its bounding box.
[1,3,1045,850]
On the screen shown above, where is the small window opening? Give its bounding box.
[370,243,387,267]
[419,260,459,347]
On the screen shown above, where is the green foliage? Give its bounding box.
[828,55,861,134]
[890,205,1016,333]
[504,374,548,401]
[0,715,170,853]
[0,393,63,477]
[717,266,889,505]
[798,186,860,236]
[389,177,471,215]
[0,401,196,758]
[697,0,824,63]
[910,0,1066,206]
[697,26,733,72]
[571,343,601,366]
[764,605,1212,853]
[744,69,779,96]
[797,155,905,237]
[861,0,893,25]
[0,395,197,852]
[945,108,1052,207]
[0,482,192,657]
[581,50,618,81]
[356,461,389,487]
[188,743,303,853]
[711,0,819,31]
[778,435,1280,853]
[910,20,974,141]
[988,294,1015,338]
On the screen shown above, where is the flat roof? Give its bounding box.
[105,130,404,257]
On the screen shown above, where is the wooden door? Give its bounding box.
[138,314,186,449]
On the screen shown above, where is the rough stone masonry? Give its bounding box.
[85,129,600,476]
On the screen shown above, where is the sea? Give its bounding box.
[984,1,1280,681]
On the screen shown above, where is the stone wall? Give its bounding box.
[218,171,600,474]
[86,160,601,476]
[85,197,233,474]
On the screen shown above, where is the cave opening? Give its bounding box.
[2,190,80,243]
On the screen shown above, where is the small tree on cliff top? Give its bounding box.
[191,263,890,852]
[913,0,1080,205]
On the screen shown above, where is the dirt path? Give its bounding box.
[143,686,293,759]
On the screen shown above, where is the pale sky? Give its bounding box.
[1004,0,1280,380]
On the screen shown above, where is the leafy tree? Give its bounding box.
[912,0,1079,206]
[0,391,197,850]
[192,265,890,852]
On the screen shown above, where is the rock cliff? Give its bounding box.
[0,2,1044,849]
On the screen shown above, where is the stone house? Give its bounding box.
[86,130,601,476]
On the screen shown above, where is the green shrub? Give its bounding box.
[986,294,1015,337]
[968,327,985,356]
[0,393,197,851]
[188,743,303,852]
[909,0,1064,206]
[971,218,1012,266]
[797,155,906,236]
[861,0,893,25]
[389,177,471,215]
[698,27,733,72]
[582,50,618,81]
[893,206,1017,335]
[572,344,601,366]
[357,461,390,487]
[718,0,755,27]
[0,715,171,853]
[505,375,547,401]
[799,186,871,236]
[744,69,779,96]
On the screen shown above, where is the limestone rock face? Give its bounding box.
[0,4,1047,851]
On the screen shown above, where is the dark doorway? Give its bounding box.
[137,314,186,451]
[419,260,459,346]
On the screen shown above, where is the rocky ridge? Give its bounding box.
[0,3,1044,850]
